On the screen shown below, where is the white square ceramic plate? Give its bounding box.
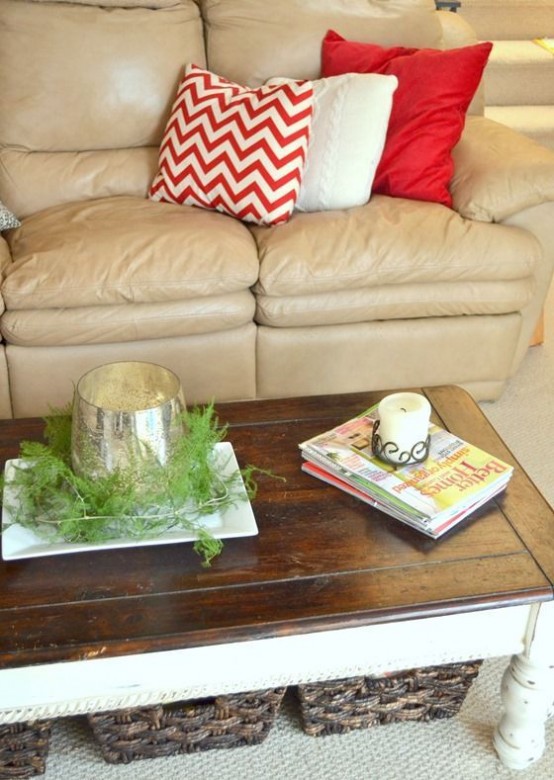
[1,442,258,560]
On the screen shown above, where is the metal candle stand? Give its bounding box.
[371,419,431,469]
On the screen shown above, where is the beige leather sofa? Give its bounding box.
[1,0,554,419]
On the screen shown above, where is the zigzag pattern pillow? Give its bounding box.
[149,65,314,225]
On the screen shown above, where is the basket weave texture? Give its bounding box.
[87,687,286,764]
[0,721,52,779]
[296,661,483,737]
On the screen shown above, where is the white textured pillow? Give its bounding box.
[266,73,398,212]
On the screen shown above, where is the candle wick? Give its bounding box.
[401,407,407,412]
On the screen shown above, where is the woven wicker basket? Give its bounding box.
[296,661,482,737]
[87,687,286,764]
[0,720,52,778]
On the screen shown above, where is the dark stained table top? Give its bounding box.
[1,386,552,670]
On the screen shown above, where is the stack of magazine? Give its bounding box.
[299,404,514,539]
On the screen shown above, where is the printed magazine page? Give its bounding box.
[301,460,509,538]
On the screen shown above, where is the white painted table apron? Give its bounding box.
[1,601,553,771]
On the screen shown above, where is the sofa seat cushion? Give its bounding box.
[251,195,538,326]
[1,291,255,347]
[255,279,534,327]
[3,196,259,311]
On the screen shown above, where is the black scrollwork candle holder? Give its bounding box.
[371,419,431,469]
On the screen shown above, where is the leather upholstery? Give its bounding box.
[6,326,257,419]
[2,197,258,310]
[2,293,256,347]
[252,194,537,297]
[0,237,9,316]
[0,148,159,221]
[201,0,442,87]
[451,117,554,221]
[255,281,533,328]
[0,348,11,418]
[0,0,205,216]
[0,0,553,418]
[256,314,522,399]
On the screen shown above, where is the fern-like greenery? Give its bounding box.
[1,403,260,566]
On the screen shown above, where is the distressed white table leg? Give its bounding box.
[494,602,554,770]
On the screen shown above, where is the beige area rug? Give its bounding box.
[41,284,554,779]
[481,283,554,510]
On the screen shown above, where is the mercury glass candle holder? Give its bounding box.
[71,361,186,479]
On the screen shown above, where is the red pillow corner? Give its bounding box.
[321,30,493,207]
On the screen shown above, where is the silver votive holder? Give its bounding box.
[71,361,186,479]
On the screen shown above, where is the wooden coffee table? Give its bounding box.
[0,386,553,770]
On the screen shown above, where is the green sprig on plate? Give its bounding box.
[0,403,261,566]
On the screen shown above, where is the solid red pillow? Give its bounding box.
[322,31,492,206]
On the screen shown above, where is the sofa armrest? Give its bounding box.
[437,9,478,49]
[0,234,11,274]
[0,235,12,316]
[503,201,554,368]
[451,116,554,223]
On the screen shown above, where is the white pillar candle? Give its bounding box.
[376,392,431,465]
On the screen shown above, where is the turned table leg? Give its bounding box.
[494,602,554,769]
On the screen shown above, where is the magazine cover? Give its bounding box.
[299,404,513,535]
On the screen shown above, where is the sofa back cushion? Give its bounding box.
[0,0,205,217]
[201,0,443,87]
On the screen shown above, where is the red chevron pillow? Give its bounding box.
[149,64,314,225]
